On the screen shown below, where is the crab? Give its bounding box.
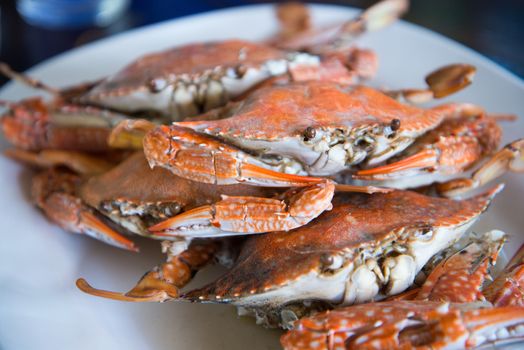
[139,80,522,237]
[26,150,283,251]
[77,185,501,323]
[0,0,409,146]
[0,57,473,154]
[281,230,524,349]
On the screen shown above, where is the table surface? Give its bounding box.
[1,0,523,88]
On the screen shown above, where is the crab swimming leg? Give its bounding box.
[32,169,138,251]
[144,125,389,236]
[77,240,220,302]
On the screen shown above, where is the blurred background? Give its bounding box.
[0,0,523,87]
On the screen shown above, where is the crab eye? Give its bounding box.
[303,127,316,141]
[390,118,401,131]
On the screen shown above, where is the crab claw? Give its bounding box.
[356,148,438,178]
[438,139,524,197]
[462,306,524,348]
[77,242,218,302]
[32,169,138,252]
[282,303,524,350]
[77,211,138,252]
[149,181,336,237]
[144,125,323,186]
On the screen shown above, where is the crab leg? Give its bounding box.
[77,241,219,302]
[32,169,137,251]
[0,62,60,94]
[0,62,101,100]
[1,97,127,151]
[5,148,114,175]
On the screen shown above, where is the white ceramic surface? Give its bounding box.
[1,4,523,350]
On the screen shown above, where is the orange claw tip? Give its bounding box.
[355,149,438,178]
[80,212,139,252]
[75,278,173,302]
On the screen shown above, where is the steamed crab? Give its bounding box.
[282,230,524,349]
[139,80,523,237]
[28,151,281,251]
[77,185,501,322]
[0,0,408,150]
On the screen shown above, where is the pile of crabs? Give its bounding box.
[2,0,524,349]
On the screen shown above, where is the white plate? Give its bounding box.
[1,4,523,350]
